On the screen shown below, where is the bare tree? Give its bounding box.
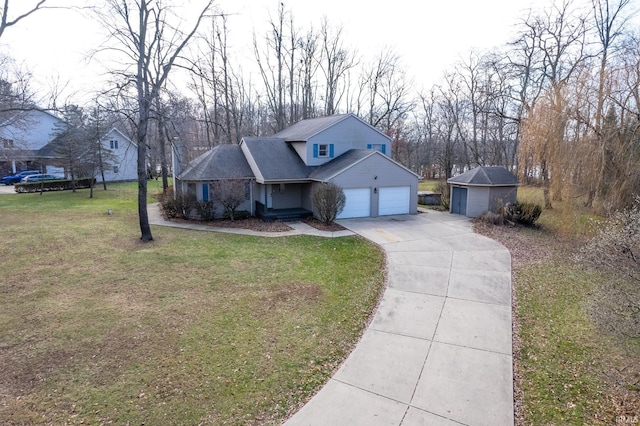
[95,0,212,242]
[517,0,589,209]
[319,19,355,116]
[588,0,635,206]
[299,28,320,119]
[254,2,287,132]
[0,0,48,40]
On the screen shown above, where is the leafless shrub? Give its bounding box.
[195,200,215,221]
[578,197,640,283]
[434,181,450,210]
[211,179,246,221]
[504,202,542,226]
[157,188,197,219]
[479,211,504,226]
[312,183,346,225]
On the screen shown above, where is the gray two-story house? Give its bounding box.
[176,114,420,220]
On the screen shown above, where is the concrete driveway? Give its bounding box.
[284,211,514,426]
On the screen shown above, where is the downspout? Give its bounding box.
[250,179,254,216]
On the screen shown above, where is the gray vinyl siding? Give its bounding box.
[270,183,303,209]
[466,187,490,218]
[328,154,418,217]
[290,141,307,163]
[489,187,517,211]
[458,186,518,218]
[301,184,313,211]
[305,116,390,166]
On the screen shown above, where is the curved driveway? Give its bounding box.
[147,205,514,425]
[284,211,514,426]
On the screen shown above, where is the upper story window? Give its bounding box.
[313,143,334,159]
[110,140,118,150]
[1,137,14,149]
[367,143,386,154]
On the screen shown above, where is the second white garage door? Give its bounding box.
[378,186,411,216]
[337,188,371,219]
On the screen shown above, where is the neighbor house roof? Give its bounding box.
[447,166,518,186]
[178,144,254,181]
[241,137,314,182]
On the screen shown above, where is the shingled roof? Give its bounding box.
[178,144,254,181]
[241,137,315,182]
[447,166,518,186]
[272,114,352,142]
[309,149,374,181]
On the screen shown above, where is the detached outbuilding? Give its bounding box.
[447,166,518,217]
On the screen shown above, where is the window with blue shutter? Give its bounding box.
[329,144,334,158]
[382,144,386,154]
[313,144,318,158]
[202,183,209,201]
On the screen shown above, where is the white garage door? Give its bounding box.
[337,188,371,219]
[379,186,411,216]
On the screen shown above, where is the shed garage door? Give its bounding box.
[451,186,468,215]
[337,188,371,219]
[379,186,411,216]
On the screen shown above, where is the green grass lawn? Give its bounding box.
[0,182,385,425]
[479,186,640,425]
[418,180,441,192]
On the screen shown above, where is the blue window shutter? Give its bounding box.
[382,144,387,154]
[329,144,334,158]
[313,144,318,158]
[202,183,209,201]
[367,143,372,150]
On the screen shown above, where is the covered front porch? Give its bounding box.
[254,181,313,221]
[255,201,313,221]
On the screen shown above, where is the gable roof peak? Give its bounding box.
[273,113,390,142]
[447,165,518,186]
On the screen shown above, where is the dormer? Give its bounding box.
[273,113,392,166]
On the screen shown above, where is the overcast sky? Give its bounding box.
[0,0,614,104]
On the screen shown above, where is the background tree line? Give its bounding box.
[1,0,639,240]
[134,0,640,214]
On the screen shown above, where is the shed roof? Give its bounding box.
[447,166,518,186]
[241,137,314,182]
[178,144,254,181]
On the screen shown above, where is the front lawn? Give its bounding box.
[0,182,385,425]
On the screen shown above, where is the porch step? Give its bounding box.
[258,208,313,222]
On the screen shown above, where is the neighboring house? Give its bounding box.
[31,127,138,182]
[447,166,518,217]
[96,128,138,182]
[0,108,64,175]
[177,113,420,220]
